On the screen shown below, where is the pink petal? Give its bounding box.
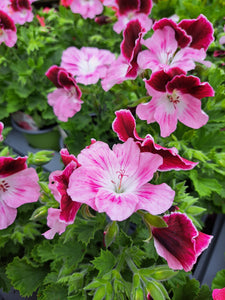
[42,208,67,239]
[0,201,17,230]
[60,195,81,224]
[212,288,225,300]
[60,148,79,167]
[0,122,3,141]
[135,183,175,214]
[70,0,103,19]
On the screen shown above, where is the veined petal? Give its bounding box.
[0,201,17,230]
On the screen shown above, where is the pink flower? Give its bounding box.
[8,0,34,25]
[137,25,207,73]
[109,0,153,33]
[101,19,145,91]
[42,208,68,239]
[0,122,4,141]
[212,287,225,300]
[49,149,81,224]
[61,46,115,85]
[219,25,225,45]
[69,0,103,19]
[60,0,73,7]
[0,10,17,47]
[136,70,214,137]
[36,14,45,27]
[46,65,83,122]
[0,156,40,230]
[152,212,213,272]
[112,109,198,171]
[68,138,175,221]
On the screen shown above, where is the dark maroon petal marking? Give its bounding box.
[60,148,80,167]
[60,195,81,223]
[153,18,191,48]
[58,69,76,89]
[179,14,214,50]
[0,157,27,177]
[138,0,152,14]
[112,109,142,142]
[116,0,139,15]
[45,65,61,88]
[18,0,31,10]
[166,75,214,99]
[0,10,16,31]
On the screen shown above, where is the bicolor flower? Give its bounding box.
[102,19,145,91]
[68,138,175,221]
[0,10,17,47]
[137,25,207,73]
[136,70,214,137]
[0,156,40,230]
[212,287,225,300]
[42,208,68,239]
[152,212,213,272]
[105,0,153,33]
[61,46,115,85]
[48,148,81,224]
[0,122,4,141]
[69,0,103,19]
[112,109,198,171]
[46,65,83,122]
[8,0,34,25]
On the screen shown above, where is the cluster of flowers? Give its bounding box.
[0,0,217,275]
[0,0,36,47]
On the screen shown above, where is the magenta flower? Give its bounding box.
[0,10,17,47]
[0,122,4,141]
[42,208,68,240]
[69,0,103,19]
[8,0,33,25]
[152,212,213,272]
[212,287,225,300]
[48,148,81,224]
[136,70,214,137]
[137,25,207,73]
[0,156,40,230]
[112,109,198,171]
[46,65,83,122]
[61,46,115,85]
[102,19,145,91]
[108,0,153,33]
[68,138,175,221]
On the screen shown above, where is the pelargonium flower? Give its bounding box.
[0,156,40,230]
[136,70,214,137]
[46,65,83,122]
[0,10,17,47]
[152,212,213,272]
[69,0,103,19]
[61,46,115,85]
[8,0,34,25]
[60,0,73,7]
[48,148,81,224]
[102,19,145,91]
[112,109,198,171]
[105,0,152,33]
[68,138,175,221]
[212,287,225,300]
[42,208,68,240]
[137,25,207,73]
[0,122,4,141]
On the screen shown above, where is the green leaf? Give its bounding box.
[93,286,106,300]
[211,269,225,290]
[6,257,48,297]
[141,265,177,281]
[140,212,168,228]
[36,240,55,262]
[91,249,116,276]
[104,221,119,248]
[40,283,68,300]
[173,278,200,300]
[185,206,206,216]
[146,280,165,300]
[194,284,212,300]
[190,170,222,197]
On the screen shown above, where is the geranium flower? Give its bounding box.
[8,0,34,25]
[48,149,81,224]
[151,212,213,272]
[68,138,175,221]
[136,70,214,137]
[104,0,152,33]
[42,208,68,239]
[69,0,103,19]
[137,25,207,73]
[0,122,4,141]
[112,109,198,171]
[46,65,83,122]
[60,0,73,7]
[102,19,145,91]
[61,46,115,85]
[212,287,225,300]
[0,10,17,47]
[0,156,40,230]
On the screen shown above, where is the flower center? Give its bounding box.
[111,169,128,193]
[0,180,10,193]
[167,90,180,107]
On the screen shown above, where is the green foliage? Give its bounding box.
[211,269,225,290]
